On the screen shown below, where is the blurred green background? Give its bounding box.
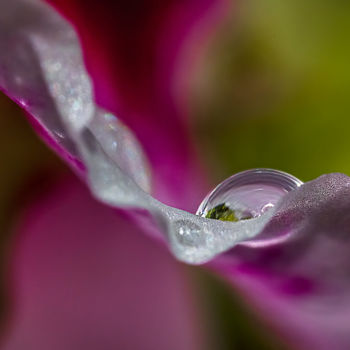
[193,0,350,185]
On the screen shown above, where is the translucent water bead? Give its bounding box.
[197,168,303,223]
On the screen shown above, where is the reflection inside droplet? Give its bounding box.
[197,168,303,222]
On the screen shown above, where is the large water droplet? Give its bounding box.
[197,168,303,222]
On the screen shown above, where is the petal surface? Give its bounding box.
[212,173,350,350]
[47,0,230,208]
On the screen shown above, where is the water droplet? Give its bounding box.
[197,168,303,221]
[172,220,206,247]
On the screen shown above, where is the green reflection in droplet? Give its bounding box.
[205,203,253,222]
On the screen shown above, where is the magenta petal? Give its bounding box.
[0,0,275,264]
[0,0,93,176]
[48,0,230,208]
[212,173,350,349]
[0,0,226,208]
[3,176,204,350]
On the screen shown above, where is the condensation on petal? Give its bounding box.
[0,0,282,265]
[79,118,276,263]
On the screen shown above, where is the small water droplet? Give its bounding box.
[172,220,206,247]
[197,168,303,221]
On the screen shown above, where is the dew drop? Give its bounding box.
[172,220,206,247]
[197,168,303,222]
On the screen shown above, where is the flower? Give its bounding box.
[1,0,350,349]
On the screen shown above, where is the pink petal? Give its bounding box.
[47,0,230,209]
[211,173,350,350]
[3,176,204,350]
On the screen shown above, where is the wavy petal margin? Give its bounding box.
[0,0,273,264]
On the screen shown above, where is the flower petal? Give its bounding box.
[47,0,230,208]
[212,173,350,349]
[0,0,277,268]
